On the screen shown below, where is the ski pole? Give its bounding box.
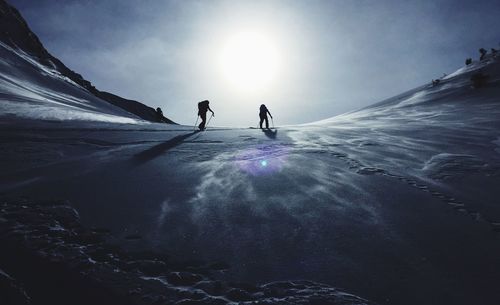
[193,115,199,131]
[205,114,214,131]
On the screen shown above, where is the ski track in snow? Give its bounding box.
[307,146,500,232]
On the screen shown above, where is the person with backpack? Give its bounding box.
[197,100,214,131]
[259,104,273,129]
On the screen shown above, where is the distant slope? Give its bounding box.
[315,51,500,124]
[0,0,175,124]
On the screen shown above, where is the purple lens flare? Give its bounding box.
[234,144,290,176]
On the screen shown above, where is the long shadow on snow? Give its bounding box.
[132,131,198,165]
[262,128,278,139]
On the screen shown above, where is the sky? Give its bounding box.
[9,0,500,126]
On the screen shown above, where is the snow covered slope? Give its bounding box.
[0,40,141,123]
[2,0,500,303]
[2,53,500,305]
[0,0,174,124]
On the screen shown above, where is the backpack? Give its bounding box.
[198,100,209,113]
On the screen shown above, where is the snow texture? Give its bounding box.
[0,198,374,305]
[0,0,174,124]
[2,0,500,303]
[0,266,30,305]
[0,41,141,123]
[2,53,500,305]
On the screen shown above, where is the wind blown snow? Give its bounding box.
[2,36,500,305]
[0,41,140,123]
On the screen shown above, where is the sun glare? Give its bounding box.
[219,31,280,92]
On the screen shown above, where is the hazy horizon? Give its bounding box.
[9,0,500,126]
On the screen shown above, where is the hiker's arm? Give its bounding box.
[268,110,272,118]
[209,106,215,116]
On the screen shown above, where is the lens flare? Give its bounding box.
[234,145,289,176]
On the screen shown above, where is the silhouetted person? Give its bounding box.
[479,48,487,60]
[197,100,214,130]
[156,107,165,122]
[155,107,171,123]
[259,104,273,129]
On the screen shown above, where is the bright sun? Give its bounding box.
[219,31,280,92]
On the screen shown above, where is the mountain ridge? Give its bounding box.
[0,0,175,124]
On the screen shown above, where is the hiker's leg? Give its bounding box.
[259,115,264,129]
[265,117,269,129]
[199,113,206,130]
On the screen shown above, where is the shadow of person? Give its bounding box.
[262,128,277,139]
[132,131,198,165]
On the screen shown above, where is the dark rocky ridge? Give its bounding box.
[0,0,175,124]
[0,197,376,305]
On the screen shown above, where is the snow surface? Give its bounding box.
[0,41,141,123]
[2,198,373,304]
[2,53,500,304]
